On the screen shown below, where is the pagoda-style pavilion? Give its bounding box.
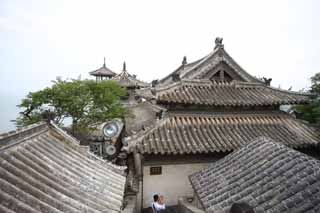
[89,58,116,81]
[112,62,149,89]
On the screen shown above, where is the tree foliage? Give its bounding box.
[16,79,129,130]
[294,73,320,125]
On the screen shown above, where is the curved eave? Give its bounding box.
[124,112,319,155]
[89,67,117,77]
[157,99,310,107]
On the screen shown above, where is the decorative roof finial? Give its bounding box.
[103,57,106,67]
[182,56,187,65]
[214,37,224,50]
[123,61,126,71]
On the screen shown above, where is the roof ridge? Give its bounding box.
[180,50,217,79]
[221,48,264,83]
[125,112,319,154]
[168,110,287,117]
[158,56,207,85]
[89,65,117,76]
[49,121,80,146]
[123,116,170,150]
[49,121,127,173]
[0,121,49,151]
[265,84,312,96]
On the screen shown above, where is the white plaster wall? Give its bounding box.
[143,163,210,208]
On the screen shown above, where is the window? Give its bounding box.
[150,166,162,175]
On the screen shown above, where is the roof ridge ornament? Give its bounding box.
[103,57,106,67]
[182,56,187,65]
[214,37,224,50]
[123,61,126,71]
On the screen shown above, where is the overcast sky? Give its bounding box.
[0,0,319,132]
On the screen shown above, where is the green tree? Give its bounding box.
[294,73,320,124]
[16,79,129,131]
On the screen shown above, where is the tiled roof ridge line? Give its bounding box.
[0,122,49,151]
[125,112,287,145]
[234,81,310,95]
[49,121,80,146]
[168,110,287,117]
[158,55,206,84]
[123,117,170,151]
[124,112,295,151]
[112,69,149,87]
[0,121,47,140]
[155,81,183,94]
[157,79,309,95]
[184,47,258,83]
[263,83,312,96]
[180,48,218,79]
[222,47,265,83]
[49,121,127,172]
[155,80,258,93]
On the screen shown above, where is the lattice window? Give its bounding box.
[150,166,162,175]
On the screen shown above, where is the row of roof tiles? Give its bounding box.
[0,122,126,213]
[90,60,148,88]
[159,40,264,86]
[155,80,310,106]
[124,112,319,155]
[190,137,320,213]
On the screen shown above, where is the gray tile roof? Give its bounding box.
[89,63,116,77]
[158,43,263,86]
[124,112,319,155]
[0,122,126,213]
[112,65,149,88]
[155,80,310,106]
[154,40,311,107]
[189,137,320,213]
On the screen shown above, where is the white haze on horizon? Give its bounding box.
[0,0,319,132]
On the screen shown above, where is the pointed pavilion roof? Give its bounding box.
[112,62,149,88]
[89,58,117,77]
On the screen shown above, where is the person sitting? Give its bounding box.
[151,194,166,213]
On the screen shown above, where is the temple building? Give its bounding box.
[123,37,320,212]
[1,37,319,213]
